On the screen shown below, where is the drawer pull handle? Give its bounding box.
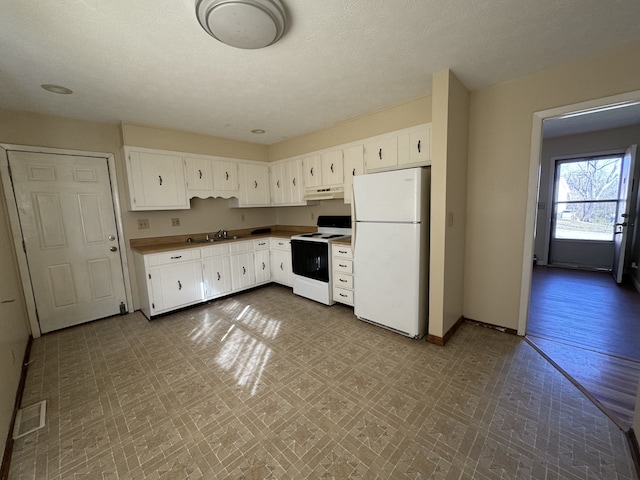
[178,280,182,290]
[217,272,221,281]
[171,255,182,260]
[339,264,347,268]
[340,293,348,298]
[339,250,347,254]
[259,242,266,246]
[339,278,347,283]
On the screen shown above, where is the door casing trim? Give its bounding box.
[0,144,133,338]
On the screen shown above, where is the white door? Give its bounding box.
[613,145,637,283]
[9,151,127,333]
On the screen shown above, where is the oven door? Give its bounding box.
[291,240,329,282]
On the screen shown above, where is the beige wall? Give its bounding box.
[536,125,640,264]
[464,42,640,330]
[0,176,30,459]
[430,70,470,338]
[120,122,269,162]
[269,96,431,160]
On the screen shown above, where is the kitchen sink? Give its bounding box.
[187,235,247,244]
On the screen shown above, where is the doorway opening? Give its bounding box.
[521,93,640,431]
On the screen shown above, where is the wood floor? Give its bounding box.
[527,266,640,430]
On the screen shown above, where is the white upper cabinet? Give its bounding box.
[302,154,322,188]
[270,158,305,206]
[342,144,364,204]
[364,134,398,172]
[321,149,344,186]
[235,162,271,207]
[125,148,189,210]
[212,159,239,193]
[185,156,214,196]
[398,124,431,167]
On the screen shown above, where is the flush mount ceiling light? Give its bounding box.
[196,0,286,49]
[41,84,73,95]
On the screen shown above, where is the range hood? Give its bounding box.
[304,185,345,201]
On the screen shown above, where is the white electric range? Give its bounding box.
[290,215,352,305]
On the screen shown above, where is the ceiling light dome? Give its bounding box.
[196,0,287,49]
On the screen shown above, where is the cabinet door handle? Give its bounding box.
[178,280,182,290]
[330,163,334,173]
[242,266,246,275]
[292,177,296,186]
[417,140,421,153]
[310,167,314,176]
[352,168,356,176]
[225,171,229,181]
[171,255,182,260]
[280,262,284,270]
[262,262,266,270]
[198,169,202,179]
[378,148,382,160]
[159,175,163,185]
[217,272,221,281]
[277,180,280,188]
[254,180,258,189]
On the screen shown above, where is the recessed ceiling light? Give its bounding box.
[196,0,287,49]
[41,84,73,95]
[251,129,266,134]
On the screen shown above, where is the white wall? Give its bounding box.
[0,177,30,460]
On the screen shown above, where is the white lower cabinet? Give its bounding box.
[133,248,205,318]
[254,239,271,284]
[270,238,292,287]
[134,236,297,319]
[202,244,232,299]
[332,244,354,306]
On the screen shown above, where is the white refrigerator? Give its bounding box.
[352,167,430,338]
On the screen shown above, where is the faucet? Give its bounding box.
[214,229,228,239]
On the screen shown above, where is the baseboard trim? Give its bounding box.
[0,336,33,480]
[426,316,465,346]
[627,428,640,480]
[463,317,518,336]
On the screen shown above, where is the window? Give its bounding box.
[552,155,622,241]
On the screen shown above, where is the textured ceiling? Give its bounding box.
[1,0,640,145]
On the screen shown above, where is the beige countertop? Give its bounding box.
[130,226,314,255]
[332,236,352,246]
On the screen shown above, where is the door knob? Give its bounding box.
[110,246,118,252]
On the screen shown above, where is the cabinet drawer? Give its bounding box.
[333,287,354,305]
[201,244,230,258]
[332,244,352,258]
[333,273,353,289]
[147,249,200,267]
[270,238,291,250]
[229,240,253,253]
[334,259,353,274]
[253,239,270,250]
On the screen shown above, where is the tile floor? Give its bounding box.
[8,285,637,479]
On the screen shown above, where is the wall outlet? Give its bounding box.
[171,218,181,227]
[137,219,149,229]
[241,213,245,222]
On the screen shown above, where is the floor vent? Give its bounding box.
[13,400,46,439]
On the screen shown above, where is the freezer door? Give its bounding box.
[354,222,426,337]
[353,167,427,223]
